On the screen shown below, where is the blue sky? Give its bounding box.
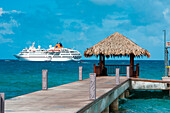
[0,0,169,60]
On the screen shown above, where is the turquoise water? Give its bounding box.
[0,60,169,112]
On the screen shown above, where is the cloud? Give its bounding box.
[0,8,22,16]
[0,34,13,44]
[0,18,20,35]
[163,8,170,24]
[0,18,20,44]
[89,0,116,5]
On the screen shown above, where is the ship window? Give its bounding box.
[70,51,78,53]
[53,55,61,57]
[54,52,60,55]
[61,49,69,53]
[48,52,53,55]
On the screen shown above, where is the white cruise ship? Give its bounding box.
[14,42,82,61]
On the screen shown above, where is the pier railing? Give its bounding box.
[105,64,139,77]
[105,65,129,75]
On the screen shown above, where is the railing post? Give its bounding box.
[0,93,5,113]
[116,68,120,85]
[126,66,130,78]
[42,70,48,90]
[89,73,96,100]
[79,66,82,81]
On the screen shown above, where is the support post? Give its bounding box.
[102,106,109,113]
[165,48,168,76]
[79,66,82,81]
[119,93,125,99]
[130,54,134,77]
[168,68,170,77]
[93,63,95,73]
[89,73,96,100]
[109,98,119,111]
[116,68,120,85]
[126,66,130,78]
[125,90,130,98]
[103,55,105,66]
[99,55,102,66]
[0,93,5,113]
[42,70,48,90]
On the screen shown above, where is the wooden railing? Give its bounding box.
[105,63,139,77]
[105,65,129,75]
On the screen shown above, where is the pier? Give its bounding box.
[3,76,170,113]
[5,76,129,113]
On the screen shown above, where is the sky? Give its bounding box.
[0,0,170,60]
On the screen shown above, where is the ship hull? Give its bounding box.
[14,55,81,61]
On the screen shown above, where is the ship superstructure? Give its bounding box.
[14,42,82,61]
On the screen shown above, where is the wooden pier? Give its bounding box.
[2,76,170,113]
[5,76,129,113]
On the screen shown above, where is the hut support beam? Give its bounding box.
[130,54,134,77]
[99,55,102,66]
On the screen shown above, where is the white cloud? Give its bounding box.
[102,14,129,29]
[163,8,170,23]
[163,8,169,16]
[0,35,13,44]
[0,8,22,16]
[90,0,116,5]
[78,32,88,41]
[0,18,20,35]
[0,18,20,44]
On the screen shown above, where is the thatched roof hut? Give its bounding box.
[84,32,150,58]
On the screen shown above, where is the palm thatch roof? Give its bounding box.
[84,32,150,58]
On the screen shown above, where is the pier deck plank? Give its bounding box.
[5,76,128,113]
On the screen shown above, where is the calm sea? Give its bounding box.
[0,60,169,112]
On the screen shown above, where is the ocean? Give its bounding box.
[0,60,169,112]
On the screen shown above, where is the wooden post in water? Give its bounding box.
[89,73,96,100]
[126,66,130,78]
[119,93,125,99]
[125,90,130,98]
[109,98,119,111]
[0,93,5,113]
[116,68,120,85]
[42,70,48,90]
[102,106,109,113]
[79,66,82,81]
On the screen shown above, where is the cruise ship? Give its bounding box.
[14,42,82,61]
